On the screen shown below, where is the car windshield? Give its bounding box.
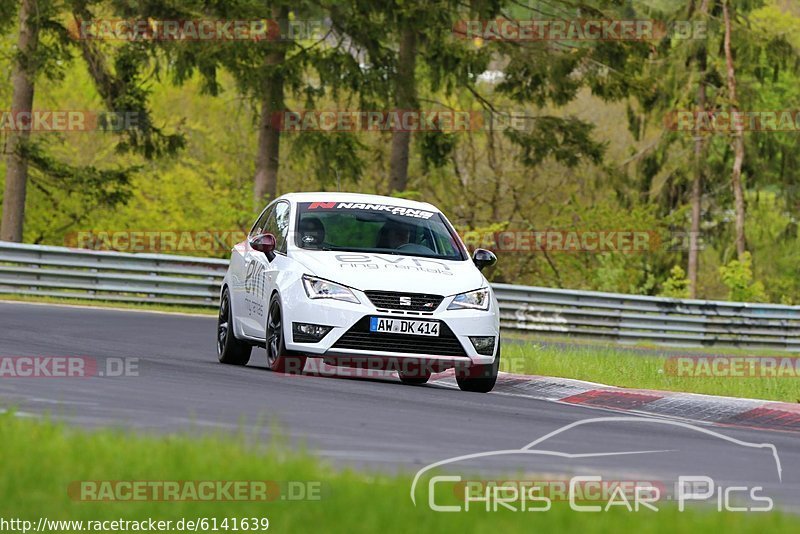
[294,201,467,260]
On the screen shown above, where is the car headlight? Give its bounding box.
[302,275,360,304]
[447,288,490,311]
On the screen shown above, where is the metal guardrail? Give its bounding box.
[494,284,800,351]
[2,241,799,350]
[0,241,227,307]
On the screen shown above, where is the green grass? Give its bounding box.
[1,413,798,533]
[502,331,800,358]
[502,341,800,403]
[0,294,216,316]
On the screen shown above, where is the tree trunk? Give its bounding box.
[688,93,704,297]
[688,0,709,297]
[723,0,747,259]
[388,23,417,194]
[253,6,287,210]
[1,0,39,243]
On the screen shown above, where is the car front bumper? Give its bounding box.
[281,280,499,366]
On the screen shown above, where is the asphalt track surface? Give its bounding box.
[1,301,799,511]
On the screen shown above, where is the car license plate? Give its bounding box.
[369,317,440,337]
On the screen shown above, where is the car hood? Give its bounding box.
[290,249,485,296]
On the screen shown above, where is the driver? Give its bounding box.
[299,217,326,248]
[377,220,413,249]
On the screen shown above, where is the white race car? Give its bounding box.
[217,192,500,392]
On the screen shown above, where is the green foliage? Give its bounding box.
[419,131,457,171]
[504,116,605,167]
[21,139,133,235]
[743,191,800,304]
[290,132,365,187]
[718,252,768,302]
[2,0,800,302]
[659,265,690,298]
[594,253,656,295]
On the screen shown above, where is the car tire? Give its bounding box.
[266,294,307,374]
[217,287,252,365]
[456,340,500,393]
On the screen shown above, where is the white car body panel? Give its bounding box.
[222,192,499,368]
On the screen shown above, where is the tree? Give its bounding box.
[1,0,38,242]
[0,0,185,242]
[689,0,710,297]
[331,0,501,194]
[148,0,369,209]
[70,0,186,158]
[723,0,746,259]
[622,0,798,296]
[387,16,418,193]
[253,5,288,207]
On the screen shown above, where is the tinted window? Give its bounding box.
[270,201,290,253]
[294,201,466,260]
[249,205,273,239]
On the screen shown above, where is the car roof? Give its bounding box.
[276,192,440,212]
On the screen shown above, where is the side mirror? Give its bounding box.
[250,233,277,261]
[472,248,497,271]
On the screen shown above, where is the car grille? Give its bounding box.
[364,291,444,312]
[331,317,468,357]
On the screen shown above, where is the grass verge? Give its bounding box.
[502,341,800,403]
[1,414,798,533]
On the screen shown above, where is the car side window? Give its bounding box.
[249,205,274,239]
[273,201,290,253]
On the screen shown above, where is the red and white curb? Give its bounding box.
[429,370,800,434]
[303,361,800,433]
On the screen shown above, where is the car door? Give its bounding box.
[253,200,292,336]
[237,204,274,338]
[242,200,292,338]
